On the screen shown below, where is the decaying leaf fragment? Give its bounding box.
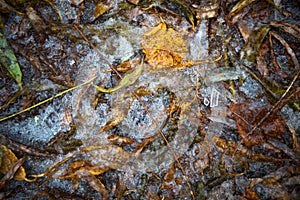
[228,0,258,19]
[164,163,176,182]
[242,188,260,200]
[52,159,110,199]
[228,0,290,22]
[127,0,139,5]
[69,0,84,6]
[26,7,47,33]
[240,25,270,66]
[94,2,110,19]
[0,157,25,190]
[229,103,285,147]
[0,0,23,15]
[31,144,131,197]
[99,112,125,133]
[269,21,300,42]
[256,40,269,77]
[0,145,26,181]
[107,134,135,145]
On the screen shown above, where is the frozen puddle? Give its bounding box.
[71,19,228,173]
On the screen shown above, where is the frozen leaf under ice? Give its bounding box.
[142,23,188,70]
[229,103,285,147]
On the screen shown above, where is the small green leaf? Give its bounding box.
[0,32,22,89]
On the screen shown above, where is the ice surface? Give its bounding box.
[70,19,228,174]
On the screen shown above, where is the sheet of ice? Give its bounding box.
[71,20,228,174]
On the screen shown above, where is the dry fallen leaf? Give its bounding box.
[228,0,257,20]
[0,157,25,190]
[107,134,135,145]
[241,25,270,65]
[127,0,139,5]
[229,103,285,147]
[269,31,300,70]
[243,188,260,200]
[0,145,26,181]
[141,23,188,70]
[269,21,300,41]
[94,2,110,19]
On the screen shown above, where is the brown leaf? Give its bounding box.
[107,134,134,145]
[241,25,270,65]
[133,136,156,154]
[26,7,47,33]
[0,157,25,189]
[269,31,300,70]
[243,189,260,200]
[164,163,176,182]
[115,59,139,73]
[161,182,173,189]
[230,5,251,25]
[0,145,26,181]
[99,104,127,133]
[269,21,300,41]
[127,0,139,5]
[54,160,110,180]
[228,0,257,20]
[229,103,285,147]
[237,21,251,41]
[100,117,124,133]
[69,0,84,6]
[85,175,108,199]
[256,54,268,77]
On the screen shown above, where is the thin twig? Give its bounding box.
[134,92,195,198]
[0,77,96,122]
[73,24,122,78]
[0,134,49,157]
